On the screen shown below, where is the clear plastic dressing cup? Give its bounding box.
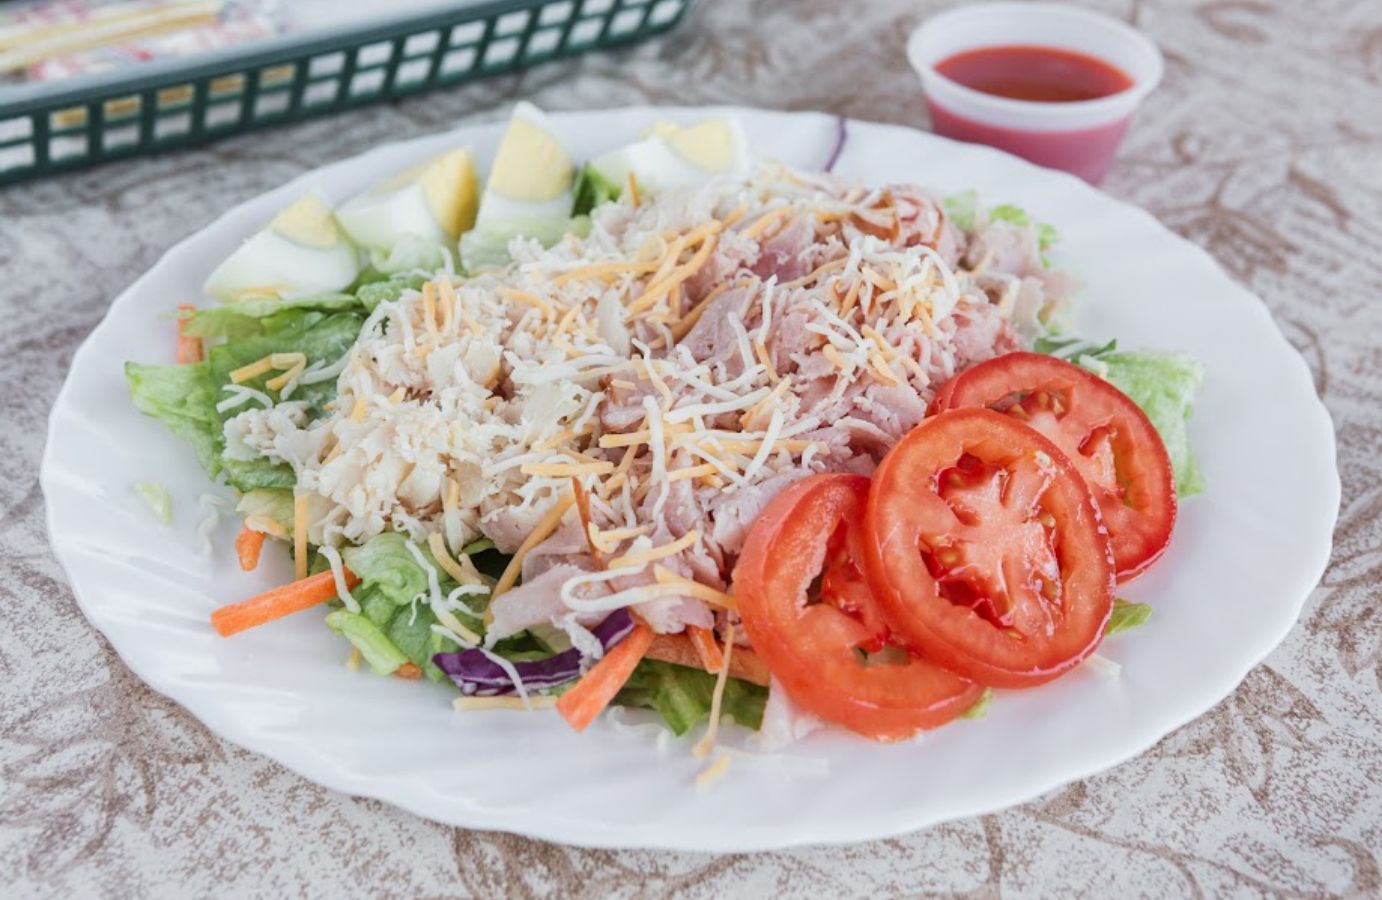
[908,3,1164,184]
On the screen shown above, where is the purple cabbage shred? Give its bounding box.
[433,608,635,696]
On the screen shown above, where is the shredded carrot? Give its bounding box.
[211,568,360,637]
[555,624,654,732]
[175,304,202,364]
[394,662,422,680]
[645,633,771,686]
[235,523,266,572]
[687,625,725,674]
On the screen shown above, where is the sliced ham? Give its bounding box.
[706,470,811,557]
[486,562,604,642]
[751,214,815,282]
[679,285,753,372]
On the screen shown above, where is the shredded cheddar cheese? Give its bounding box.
[741,206,790,239]
[292,493,308,580]
[651,565,736,609]
[520,461,616,477]
[453,695,559,711]
[695,753,732,788]
[694,620,736,758]
[606,530,700,571]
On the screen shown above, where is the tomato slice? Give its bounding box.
[931,352,1176,581]
[863,409,1115,688]
[733,474,982,740]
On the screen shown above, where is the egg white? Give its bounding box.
[205,197,360,302]
[337,182,445,252]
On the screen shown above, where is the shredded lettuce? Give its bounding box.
[1105,598,1152,636]
[325,610,410,675]
[125,361,222,476]
[614,659,768,735]
[572,163,622,216]
[132,481,173,524]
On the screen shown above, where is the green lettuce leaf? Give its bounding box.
[356,271,429,312]
[325,610,409,675]
[125,361,222,476]
[357,584,400,628]
[206,309,363,418]
[614,659,768,736]
[1105,598,1152,636]
[987,203,1031,227]
[132,482,173,524]
[341,533,430,608]
[572,163,622,216]
[220,458,296,491]
[387,603,450,683]
[181,293,361,340]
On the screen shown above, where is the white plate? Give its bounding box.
[42,107,1339,852]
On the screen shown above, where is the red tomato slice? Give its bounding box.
[733,473,983,740]
[863,409,1115,688]
[931,352,1176,581]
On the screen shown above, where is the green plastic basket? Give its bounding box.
[0,0,696,186]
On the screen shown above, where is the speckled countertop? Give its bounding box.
[2,0,1379,896]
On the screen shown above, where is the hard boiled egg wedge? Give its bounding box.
[462,102,579,270]
[473,101,575,229]
[204,195,360,303]
[588,117,750,195]
[336,148,479,252]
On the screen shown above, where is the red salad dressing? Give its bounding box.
[936,45,1133,102]
[928,45,1137,184]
